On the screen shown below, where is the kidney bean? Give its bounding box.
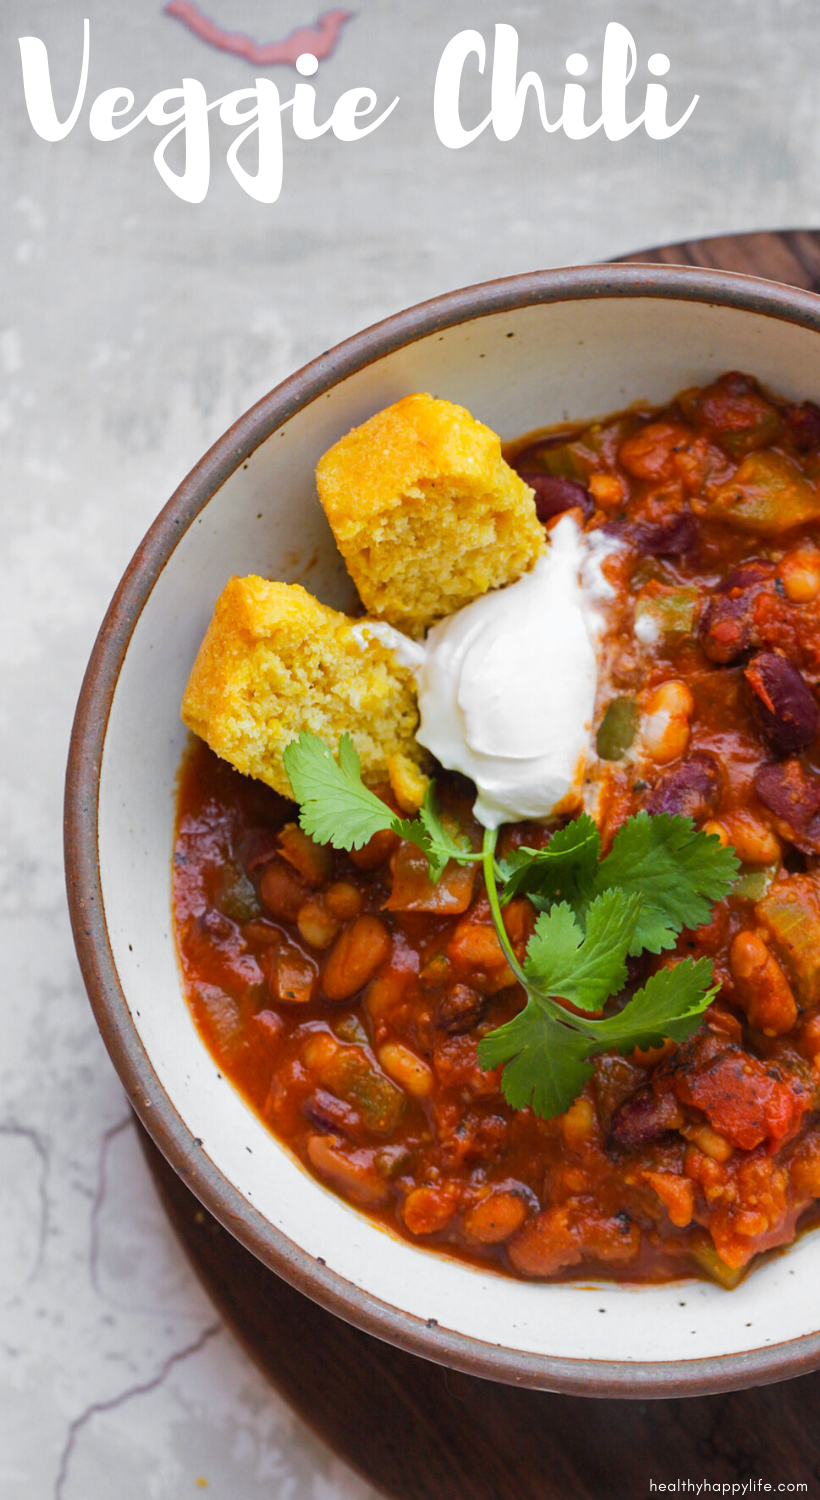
[754,758,820,853]
[693,371,783,457]
[259,856,308,923]
[743,652,819,756]
[609,1087,684,1148]
[306,1135,389,1206]
[192,908,233,944]
[643,751,722,821]
[512,433,572,467]
[633,508,698,557]
[699,561,776,665]
[303,1087,362,1138]
[783,400,820,453]
[322,915,392,1001]
[435,984,487,1034]
[278,823,333,886]
[517,472,593,523]
[720,560,778,595]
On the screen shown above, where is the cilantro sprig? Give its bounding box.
[283,732,482,874]
[283,732,738,1121]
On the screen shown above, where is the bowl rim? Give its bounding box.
[65,261,820,1398]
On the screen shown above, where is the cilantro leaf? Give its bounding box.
[283,732,396,850]
[523,889,642,1011]
[393,785,478,880]
[283,731,477,878]
[499,815,601,906]
[284,736,728,1124]
[588,957,718,1055]
[477,1003,595,1119]
[415,784,476,881]
[590,812,740,955]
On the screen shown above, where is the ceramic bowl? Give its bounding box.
[66,264,820,1397]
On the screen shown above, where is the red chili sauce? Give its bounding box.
[174,373,820,1286]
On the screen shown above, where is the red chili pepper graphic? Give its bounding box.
[164,3,354,66]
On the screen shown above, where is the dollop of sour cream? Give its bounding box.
[352,514,613,830]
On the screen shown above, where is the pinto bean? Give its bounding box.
[743,652,819,756]
[322,916,392,1001]
[296,897,340,951]
[324,881,364,920]
[402,1185,457,1235]
[680,1120,734,1163]
[378,1042,434,1098]
[710,812,781,865]
[517,472,594,523]
[561,1096,597,1147]
[434,984,487,1034]
[348,828,400,870]
[754,758,820,853]
[588,474,625,510]
[507,1204,583,1277]
[609,1087,684,1148]
[643,1171,695,1227]
[641,681,694,764]
[643,751,722,822]
[730,930,798,1035]
[778,546,820,603]
[618,421,692,481]
[463,1191,528,1244]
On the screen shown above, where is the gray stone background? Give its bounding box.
[2,1,820,1494]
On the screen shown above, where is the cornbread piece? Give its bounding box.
[386,752,430,814]
[316,393,544,637]
[181,575,422,798]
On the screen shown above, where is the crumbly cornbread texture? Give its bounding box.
[315,393,545,637]
[181,575,422,798]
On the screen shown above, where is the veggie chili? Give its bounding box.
[173,371,820,1286]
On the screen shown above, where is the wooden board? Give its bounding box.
[141,231,820,1500]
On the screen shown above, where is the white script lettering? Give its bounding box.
[18,22,400,202]
[19,18,90,142]
[434,23,698,147]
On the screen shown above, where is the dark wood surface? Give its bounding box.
[617,227,820,292]
[141,231,820,1500]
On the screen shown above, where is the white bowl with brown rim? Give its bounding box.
[66,264,820,1396]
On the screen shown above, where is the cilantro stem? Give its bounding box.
[482,827,530,990]
[481,826,619,1038]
